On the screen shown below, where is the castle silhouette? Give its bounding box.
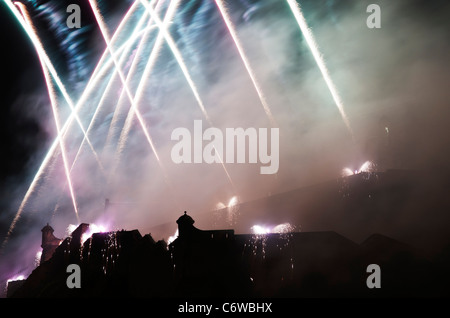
[7,211,449,297]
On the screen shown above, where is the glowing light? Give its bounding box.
[342,167,354,177]
[82,224,108,244]
[251,222,294,235]
[7,275,25,283]
[67,223,108,244]
[168,229,179,245]
[251,225,271,235]
[287,0,353,136]
[272,223,294,233]
[342,160,375,176]
[359,160,374,173]
[216,202,226,210]
[35,251,42,267]
[217,195,240,225]
[228,196,238,208]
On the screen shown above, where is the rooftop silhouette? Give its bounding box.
[8,210,449,297]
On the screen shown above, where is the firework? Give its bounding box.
[215,0,276,127]
[287,0,353,136]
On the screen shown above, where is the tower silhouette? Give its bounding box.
[40,224,61,264]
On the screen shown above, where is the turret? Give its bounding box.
[40,223,61,264]
[176,211,195,237]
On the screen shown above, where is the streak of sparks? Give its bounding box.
[215,0,276,127]
[287,0,353,136]
[86,0,161,167]
[139,0,235,189]
[16,2,80,222]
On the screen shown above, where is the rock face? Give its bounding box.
[10,212,449,297]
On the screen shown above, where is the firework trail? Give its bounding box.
[139,0,235,189]
[10,2,103,165]
[139,0,211,123]
[72,2,154,172]
[100,0,183,211]
[0,0,84,250]
[79,0,159,169]
[102,0,160,154]
[286,0,353,136]
[113,0,179,164]
[102,16,155,153]
[52,5,157,219]
[89,0,182,210]
[15,2,80,220]
[1,0,143,250]
[215,0,276,127]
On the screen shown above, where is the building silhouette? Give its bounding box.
[7,209,448,297]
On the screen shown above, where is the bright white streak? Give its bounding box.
[1,2,79,250]
[1,0,142,251]
[40,61,80,221]
[287,0,353,136]
[88,0,141,88]
[139,0,235,188]
[10,2,101,164]
[16,3,80,221]
[103,0,161,153]
[139,0,210,123]
[113,0,181,163]
[71,2,156,173]
[228,196,238,208]
[215,0,276,127]
[102,24,156,151]
[251,225,271,235]
[106,0,182,209]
